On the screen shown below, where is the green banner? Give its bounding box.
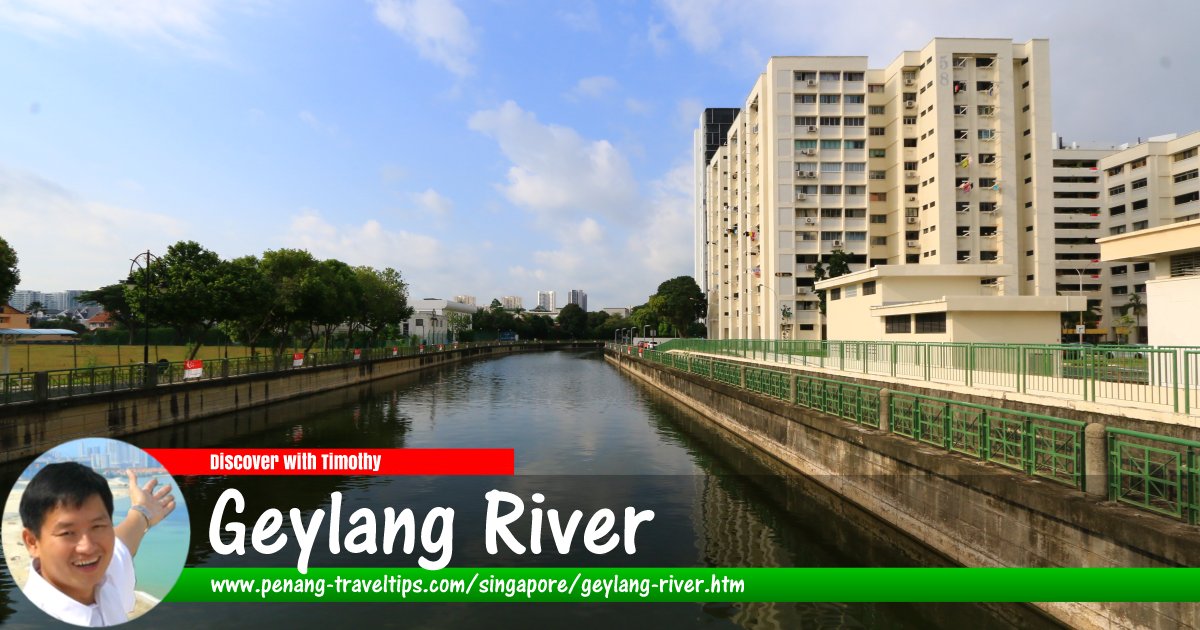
[168,567,1200,603]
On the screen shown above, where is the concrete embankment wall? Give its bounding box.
[606,350,1200,630]
[0,344,572,464]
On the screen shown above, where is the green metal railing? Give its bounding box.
[0,341,563,406]
[656,339,1200,415]
[617,344,1080,490]
[1107,428,1200,524]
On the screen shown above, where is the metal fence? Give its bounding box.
[0,341,554,406]
[614,344,1083,492]
[657,339,1200,416]
[1107,428,1200,524]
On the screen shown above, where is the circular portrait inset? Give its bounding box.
[2,438,189,626]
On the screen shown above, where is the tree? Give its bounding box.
[812,249,851,340]
[1123,293,1146,345]
[557,303,588,339]
[446,312,472,342]
[260,248,319,353]
[25,300,44,323]
[352,267,414,346]
[303,259,360,351]
[80,284,139,343]
[127,241,224,358]
[0,236,17,304]
[214,256,275,354]
[651,276,705,337]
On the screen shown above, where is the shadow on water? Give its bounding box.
[0,351,1060,628]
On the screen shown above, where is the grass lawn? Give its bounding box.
[1,344,263,373]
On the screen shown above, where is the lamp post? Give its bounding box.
[1072,267,1085,344]
[127,250,160,365]
[758,282,792,340]
[643,324,651,339]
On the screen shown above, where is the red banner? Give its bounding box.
[144,448,515,476]
[353,349,362,360]
[292,352,304,367]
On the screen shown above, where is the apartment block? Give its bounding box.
[1049,144,1116,340]
[536,290,557,311]
[499,296,523,310]
[701,38,1073,341]
[568,289,587,312]
[453,294,477,307]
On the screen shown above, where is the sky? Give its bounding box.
[2,0,1197,310]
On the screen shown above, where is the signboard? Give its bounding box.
[1075,325,1086,335]
[353,349,362,360]
[392,346,399,357]
[183,360,203,380]
[292,352,304,367]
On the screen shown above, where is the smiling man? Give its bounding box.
[18,462,175,627]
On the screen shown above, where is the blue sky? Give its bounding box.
[3,0,1197,309]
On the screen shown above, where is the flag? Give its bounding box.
[293,352,304,367]
[184,360,203,379]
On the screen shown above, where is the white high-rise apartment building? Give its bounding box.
[1048,144,1115,340]
[536,290,557,311]
[500,296,523,310]
[453,294,477,307]
[568,290,587,312]
[701,38,1072,341]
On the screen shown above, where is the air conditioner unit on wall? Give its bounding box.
[905,100,916,109]
[808,126,818,133]
[804,217,816,224]
[832,240,843,247]
[806,264,816,270]
[906,217,917,224]
[807,80,817,87]
[906,240,919,247]
[904,78,915,86]
[908,196,917,202]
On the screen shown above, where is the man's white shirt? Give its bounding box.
[23,538,135,627]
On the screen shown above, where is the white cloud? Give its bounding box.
[624,97,652,115]
[627,162,693,279]
[412,188,452,215]
[284,210,440,269]
[0,166,187,289]
[298,110,338,137]
[576,218,603,245]
[373,0,476,77]
[467,101,638,223]
[566,76,618,101]
[0,0,223,57]
[557,2,600,32]
[658,0,722,52]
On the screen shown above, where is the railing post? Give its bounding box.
[739,365,746,389]
[789,373,798,404]
[33,371,49,403]
[1084,423,1107,498]
[878,388,891,432]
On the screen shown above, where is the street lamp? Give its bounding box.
[127,250,160,365]
[1071,267,1085,344]
[758,283,792,340]
[642,324,651,339]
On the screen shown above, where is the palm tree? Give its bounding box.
[25,300,43,325]
[1123,293,1146,345]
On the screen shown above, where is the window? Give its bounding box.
[819,116,841,126]
[955,129,969,140]
[1173,147,1198,162]
[820,94,841,104]
[794,94,817,104]
[1109,225,1127,236]
[845,72,864,81]
[844,208,865,217]
[978,129,995,140]
[1108,184,1126,196]
[845,231,867,241]
[844,140,866,149]
[1130,157,1147,170]
[821,185,842,195]
[863,281,876,295]
[795,71,817,81]
[845,162,866,172]
[869,148,886,158]
[821,139,842,149]
[869,170,886,180]
[1106,165,1123,176]
[844,285,858,298]
[867,83,884,93]
[906,254,920,263]
[915,313,946,334]
[904,161,918,171]
[820,71,841,81]
[795,116,817,126]
[869,127,885,136]
[1175,169,1199,183]
[795,139,817,149]
[844,117,865,126]
[830,288,841,300]
[869,192,887,202]
[871,236,887,245]
[821,162,841,172]
[1131,178,1147,190]
[954,105,968,116]
[870,214,888,224]
[821,208,842,218]
[1132,220,1149,230]
[902,116,917,125]
[885,315,911,334]
[845,185,865,195]
[845,94,865,104]
[1175,191,1200,206]
[1111,286,1128,295]
[868,105,885,115]
[416,319,424,326]
[903,138,917,148]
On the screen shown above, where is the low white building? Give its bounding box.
[1098,218,1200,346]
[402,299,476,345]
[815,264,1082,344]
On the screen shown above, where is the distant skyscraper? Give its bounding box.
[537,290,556,311]
[500,296,523,310]
[453,295,476,306]
[568,290,587,312]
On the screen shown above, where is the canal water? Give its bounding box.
[0,349,1057,629]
